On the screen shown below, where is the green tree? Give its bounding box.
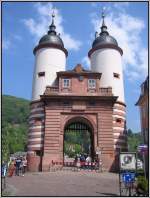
[2,95,29,159]
[127,129,143,152]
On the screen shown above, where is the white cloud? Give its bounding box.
[14,35,22,41]
[81,56,90,69]
[2,39,11,50]
[2,35,22,51]
[90,5,148,81]
[23,3,82,51]
[113,2,129,11]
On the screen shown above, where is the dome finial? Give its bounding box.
[48,8,56,35]
[52,8,55,25]
[102,7,106,26]
[100,7,109,35]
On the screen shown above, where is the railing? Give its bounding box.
[99,87,112,96]
[44,86,59,95]
[49,161,101,172]
[44,86,112,96]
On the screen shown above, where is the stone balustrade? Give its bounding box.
[44,86,113,96]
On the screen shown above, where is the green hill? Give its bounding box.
[2,95,30,124]
[2,95,30,161]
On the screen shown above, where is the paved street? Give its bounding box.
[5,170,120,196]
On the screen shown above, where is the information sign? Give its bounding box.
[121,172,135,183]
[138,144,148,153]
[120,152,136,170]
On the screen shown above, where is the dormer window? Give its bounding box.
[88,79,96,89]
[63,79,70,88]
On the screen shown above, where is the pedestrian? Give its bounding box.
[80,154,85,169]
[19,158,24,176]
[8,159,15,177]
[86,155,91,170]
[76,157,81,170]
[2,161,7,177]
[22,157,27,175]
[15,157,21,176]
[2,161,7,190]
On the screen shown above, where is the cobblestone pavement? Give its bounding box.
[5,170,120,196]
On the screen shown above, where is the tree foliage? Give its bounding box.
[127,129,143,152]
[64,131,91,157]
[2,95,30,159]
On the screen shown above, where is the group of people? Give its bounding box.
[3,156,27,177]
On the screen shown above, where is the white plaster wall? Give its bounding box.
[90,48,125,102]
[32,48,66,101]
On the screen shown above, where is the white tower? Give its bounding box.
[89,10,124,103]
[88,9,127,152]
[27,13,68,171]
[32,13,68,101]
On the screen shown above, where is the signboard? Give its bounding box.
[121,172,136,183]
[138,144,148,153]
[120,152,136,170]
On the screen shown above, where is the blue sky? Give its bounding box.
[2,1,148,133]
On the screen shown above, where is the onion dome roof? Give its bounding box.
[33,11,68,56]
[92,9,118,48]
[88,8,123,57]
[39,13,64,48]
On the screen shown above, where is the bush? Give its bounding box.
[136,169,144,177]
[137,176,148,194]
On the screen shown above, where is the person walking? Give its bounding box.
[2,161,7,177]
[8,159,16,177]
[86,155,91,170]
[15,157,21,176]
[19,158,24,176]
[2,161,7,190]
[22,157,27,175]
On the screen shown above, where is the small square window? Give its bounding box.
[89,101,95,106]
[116,118,122,123]
[88,79,96,89]
[34,118,41,125]
[79,76,84,81]
[63,79,70,88]
[38,72,45,77]
[36,150,43,156]
[63,101,70,106]
[113,73,120,78]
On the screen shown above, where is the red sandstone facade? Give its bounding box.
[136,76,148,176]
[27,64,127,172]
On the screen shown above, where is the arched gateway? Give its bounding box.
[64,117,95,161]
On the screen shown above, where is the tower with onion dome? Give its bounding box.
[27,12,68,171]
[32,12,68,101]
[88,9,127,153]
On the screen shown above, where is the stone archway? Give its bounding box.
[63,116,95,162]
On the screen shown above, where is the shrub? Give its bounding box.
[137,176,148,194]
